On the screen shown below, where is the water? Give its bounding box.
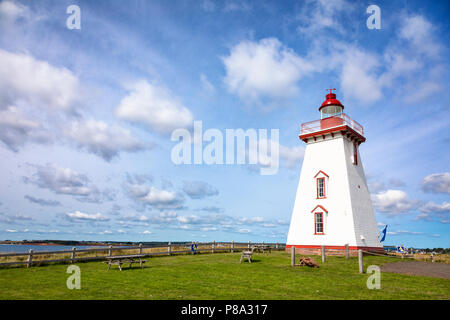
[0,244,106,253]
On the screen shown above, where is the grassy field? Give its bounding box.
[0,251,448,300]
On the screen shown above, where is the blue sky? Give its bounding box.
[0,0,448,248]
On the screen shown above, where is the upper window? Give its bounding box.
[317,178,325,198]
[353,143,358,165]
[314,171,329,199]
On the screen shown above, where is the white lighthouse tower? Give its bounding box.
[286,89,383,255]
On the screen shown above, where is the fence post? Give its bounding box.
[345,244,349,259]
[212,241,215,254]
[71,247,76,264]
[139,243,143,255]
[168,242,171,256]
[358,249,364,274]
[321,245,326,263]
[108,245,112,257]
[291,246,295,267]
[27,249,33,268]
[231,241,234,253]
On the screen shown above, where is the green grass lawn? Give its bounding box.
[0,251,448,300]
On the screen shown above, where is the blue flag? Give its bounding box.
[380,225,387,242]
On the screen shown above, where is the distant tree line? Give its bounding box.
[422,248,450,254]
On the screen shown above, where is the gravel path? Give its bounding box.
[381,261,450,279]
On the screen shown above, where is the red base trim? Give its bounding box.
[286,244,384,254]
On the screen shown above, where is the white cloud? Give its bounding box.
[66,211,109,221]
[419,201,450,214]
[371,189,419,215]
[25,163,93,196]
[23,163,114,203]
[115,80,194,135]
[142,230,152,234]
[387,230,423,236]
[24,195,61,207]
[416,201,450,223]
[143,187,179,205]
[0,106,44,151]
[177,215,200,224]
[0,213,32,224]
[222,38,315,102]
[398,15,441,59]
[0,49,81,111]
[201,227,217,231]
[246,137,304,171]
[238,216,264,224]
[0,0,29,23]
[367,180,386,194]
[182,181,219,199]
[279,145,305,168]
[339,46,383,104]
[421,173,450,194]
[262,223,276,228]
[65,119,146,161]
[296,0,354,35]
[126,182,185,210]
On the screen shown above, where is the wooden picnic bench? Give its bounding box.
[104,254,147,271]
[240,246,256,263]
[252,244,272,253]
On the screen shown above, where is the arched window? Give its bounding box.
[311,205,328,235]
[314,171,329,199]
[315,212,324,235]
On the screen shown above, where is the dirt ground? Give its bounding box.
[381,261,450,279]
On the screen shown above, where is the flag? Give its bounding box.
[380,225,387,242]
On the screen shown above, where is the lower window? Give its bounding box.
[315,212,324,234]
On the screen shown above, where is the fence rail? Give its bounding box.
[0,241,285,268]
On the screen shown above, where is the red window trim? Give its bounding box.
[314,170,329,178]
[316,177,326,199]
[311,204,328,213]
[353,142,358,165]
[314,212,325,235]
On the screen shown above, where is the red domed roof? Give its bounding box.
[319,92,344,111]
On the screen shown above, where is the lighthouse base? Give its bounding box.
[285,245,384,257]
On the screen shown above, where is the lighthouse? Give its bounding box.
[286,89,383,255]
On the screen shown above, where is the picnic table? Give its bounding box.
[252,244,271,253]
[105,254,147,271]
[240,246,256,263]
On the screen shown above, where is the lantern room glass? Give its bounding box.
[321,105,343,119]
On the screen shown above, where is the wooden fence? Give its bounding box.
[0,241,285,268]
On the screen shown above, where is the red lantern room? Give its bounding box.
[320,88,344,129]
[299,88,365,145]
[319,88,344,118]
